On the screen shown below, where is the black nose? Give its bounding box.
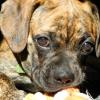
[54,68,74,84]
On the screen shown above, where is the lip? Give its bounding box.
[40,74,73,92]
[31,64,84,92]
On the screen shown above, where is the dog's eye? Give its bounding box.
[36,36,50,48]
[80,42,94,55]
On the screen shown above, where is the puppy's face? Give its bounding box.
[1,0,99,92]
[28,1,98,92]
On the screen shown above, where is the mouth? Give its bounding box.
[31,68,85,93]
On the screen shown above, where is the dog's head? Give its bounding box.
[0,0,100,92]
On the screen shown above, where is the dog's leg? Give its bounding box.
[0,72,25,100]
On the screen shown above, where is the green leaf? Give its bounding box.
[16,64,25,74]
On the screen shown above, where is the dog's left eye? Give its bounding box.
[36,36,50,48]
[80,42,94,55]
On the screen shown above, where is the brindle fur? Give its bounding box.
[0,72,25,100]
[0,0,100,97]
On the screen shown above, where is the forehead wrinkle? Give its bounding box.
[52,14,68,39]
[30,0,97,42]
[31,6,69,36]
[31,0,88,26]
[43,0,91,14]
[65,11,96,49]
[79,11,98,41]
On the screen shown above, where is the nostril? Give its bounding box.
[54,70,74,84]
[55,76,73,84]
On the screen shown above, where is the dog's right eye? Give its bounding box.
[79,37,94,55]
[80,42,94,55]
[36,36,50,48]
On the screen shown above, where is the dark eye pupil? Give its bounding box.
[83,43,91,51]
[37,37,49,47]
[80,42,93,55]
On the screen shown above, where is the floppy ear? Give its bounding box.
[82,2,100,58]
[0,0,43,53]
[93,5,100,58]
[86,2,100,58]
[96,25,100,58]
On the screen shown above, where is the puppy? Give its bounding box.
[0,0,100,94]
